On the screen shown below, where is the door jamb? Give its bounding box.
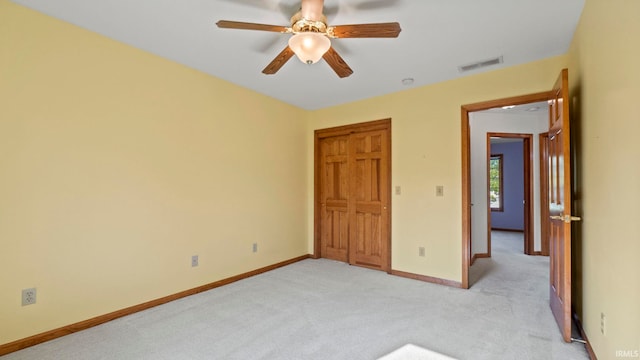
[461,92,551,289]
[486,133,534,255]
[313,118,392,271]
[539,132,551,256]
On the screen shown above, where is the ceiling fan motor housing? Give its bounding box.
[290,11,328,35]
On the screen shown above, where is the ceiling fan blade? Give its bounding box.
[262,46,295,75]
[216,20,288,33]
[331,22,401,38]
[322,47,353,78]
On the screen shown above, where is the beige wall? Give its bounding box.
[307,56,567,282]
[0,1,308,344]
[5,0,638,358]
[567,0,640,358]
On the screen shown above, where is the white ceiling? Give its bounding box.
[481,100,549,115]
[12,0,585,110]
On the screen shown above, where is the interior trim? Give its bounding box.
[486,132,534,255]
[573,311,597,360]
[539,132,551,256]
[0,254,311,356]
[313,118,392,272]
[490,228,525,232]
[390,269,462,288]
[471,253,490,266]
[461,91,552,289]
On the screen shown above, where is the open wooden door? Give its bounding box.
[548,68,580,342]
[539,132,550,257]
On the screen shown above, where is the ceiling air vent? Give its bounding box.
[458,56,503,73]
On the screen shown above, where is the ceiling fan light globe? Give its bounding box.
[288,33,330,64]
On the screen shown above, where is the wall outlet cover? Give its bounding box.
[22,288,37,306]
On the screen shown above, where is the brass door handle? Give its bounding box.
[550,214,582,223]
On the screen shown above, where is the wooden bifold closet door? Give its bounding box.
[314,119,391,272]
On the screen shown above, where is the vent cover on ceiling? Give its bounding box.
[458,56,503,73]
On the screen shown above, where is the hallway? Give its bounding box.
[470,231,586,358]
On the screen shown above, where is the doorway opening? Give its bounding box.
[461,91,551,289]
[462,69,575,342]
[313,119,392,272]
[486,134,532,257]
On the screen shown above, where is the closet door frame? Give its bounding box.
[313,118,392,272]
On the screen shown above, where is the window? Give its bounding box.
[489,154,503,211]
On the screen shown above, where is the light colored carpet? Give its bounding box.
[377,344,457,360]
[2,232,588,359]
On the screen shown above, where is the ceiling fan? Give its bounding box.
[216,0,401,78]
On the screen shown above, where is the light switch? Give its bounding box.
[436,185,444,197]
[395,186,401,195]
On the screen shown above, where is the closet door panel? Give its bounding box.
[320,136,349,262]
[349,130,389,270]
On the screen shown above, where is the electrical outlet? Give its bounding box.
[191,255,198,267]
[419,247,426,257]
[22,288,36,306]
[601,312,606,335]
[252,243,258,253]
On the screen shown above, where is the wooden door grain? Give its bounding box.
[315,120,391,272]
[319,135,350,262]
[548,69,576,342]
[349,130,389,270]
